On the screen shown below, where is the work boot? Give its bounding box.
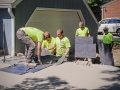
[24,62,37,67]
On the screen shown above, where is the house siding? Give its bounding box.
[103,0,120,18]
[0,8,12,54]
[15,0,98,53]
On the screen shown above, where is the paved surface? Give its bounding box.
[0,56,120,90]
[0,37,120,90]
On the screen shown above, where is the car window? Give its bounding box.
[108,19,120,23]
[108,19,112,23]
[111,19,117,23]
[116,19,120,23]
[100,19,109,24]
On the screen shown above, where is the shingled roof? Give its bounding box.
[0,0,17,4]
[100,0,117,7]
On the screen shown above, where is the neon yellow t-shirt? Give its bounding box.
[42,37,55,53]
[20,27,44,42]
[54,37,71,57]
[76,27,89,37]
[102,33,113,44]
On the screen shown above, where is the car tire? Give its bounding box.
[98,32,103,35]
[117,29,120,37]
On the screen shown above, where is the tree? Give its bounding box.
[86,0,114,8]
[86,0,103,8]
[85,0,113,21]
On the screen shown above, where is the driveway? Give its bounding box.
[0,56,120,90]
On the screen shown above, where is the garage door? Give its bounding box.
[25,8,84,51]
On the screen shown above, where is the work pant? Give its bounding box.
[16,29,36,63]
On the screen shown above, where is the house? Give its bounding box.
[0,0,98,56]
[101,0,120,19]
[0,0,22,56]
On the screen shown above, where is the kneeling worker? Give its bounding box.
[47,29,71,62]
[42,31,56,54]
[16,27,50,66]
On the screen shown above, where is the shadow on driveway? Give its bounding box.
[2,76,84,90]
[99,69,120,90]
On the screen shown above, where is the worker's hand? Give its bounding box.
[88,35,91,37]
[38,59,42,65]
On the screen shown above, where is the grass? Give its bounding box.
[114,41,120,45]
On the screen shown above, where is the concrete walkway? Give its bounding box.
[0,56,120,90]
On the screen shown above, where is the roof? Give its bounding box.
[100,0,117,8]
[103,17,120,20]
[0,0,17,4]
[0,0,22,8]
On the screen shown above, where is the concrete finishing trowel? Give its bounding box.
[54,54,66,66]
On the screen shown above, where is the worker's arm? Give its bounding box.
[87,28,91,37]
[37,42,42,65]
[75,30,78,36]
[65,47,70,55]
[88,33,91,37]
[45,45,55,51]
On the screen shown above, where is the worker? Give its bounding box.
[16,27,50,66]
[42,31,56,54]
[102,27,114,52]
[76,21,90,37]
[46,29,71,61]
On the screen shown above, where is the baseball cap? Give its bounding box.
[103,27,109,31]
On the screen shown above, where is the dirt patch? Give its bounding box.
[113,44,120,66]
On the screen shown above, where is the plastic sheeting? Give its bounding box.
[98,41,114,66]
[0,64,31,75]
[0,64,52,75]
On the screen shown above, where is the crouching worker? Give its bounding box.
[16,27,50,66]
[102,27,114,52]
[46,29,71,63]
[42,32,56,54]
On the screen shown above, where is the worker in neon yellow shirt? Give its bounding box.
[42,32,56,54]
[16,27,50,66]
[102,27,114,52]
[76,21,90,37]
[47,29,71,58]
[75,21,91,61]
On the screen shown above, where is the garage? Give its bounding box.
[25,8,84,51]
[0,0,99,56]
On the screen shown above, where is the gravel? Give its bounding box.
[112,45,120,66]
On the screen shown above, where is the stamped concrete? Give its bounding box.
[0,55,120,90]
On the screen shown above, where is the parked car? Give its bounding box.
[98,18,120,36]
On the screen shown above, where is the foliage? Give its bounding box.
[86,0,104,7]
[114,41,120,45]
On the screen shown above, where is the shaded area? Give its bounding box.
[99,83,120,90]
[1,77,83,90]
[0,56,24,65]
[98,41,114,66]
[0,8,11,55]
[99,69,120,90]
